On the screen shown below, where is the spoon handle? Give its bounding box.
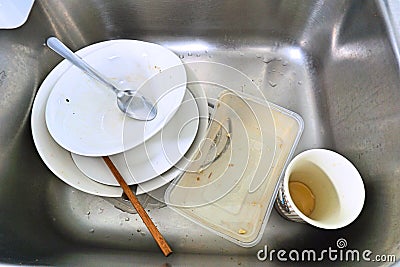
[46,37,118,93]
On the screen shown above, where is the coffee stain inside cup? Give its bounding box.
[289,181,315,216]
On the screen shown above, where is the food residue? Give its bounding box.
[153,65,162,72]
[238,229,247,234]
[289,181,315,216]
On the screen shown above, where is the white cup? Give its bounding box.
[275,149,365,229]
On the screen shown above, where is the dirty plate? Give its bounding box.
[71,89,200,186]
[32,41,208,196]
[45,39,186,156]
[32,41,124,197]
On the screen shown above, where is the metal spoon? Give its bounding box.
[46,37,157,121]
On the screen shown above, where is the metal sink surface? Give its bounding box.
[0,0,399,266]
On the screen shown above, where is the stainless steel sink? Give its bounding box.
[1,0,399,266]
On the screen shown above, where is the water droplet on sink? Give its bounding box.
[239,52,244,56]
[256,54,262,58]
[196,53,201,57]
[263,57,273,64]
[125,217,130,221]
[89,228,95,233]
[268,81,277,87]
[98,208,104,214]
[282,61,289,66]
[187,52,193,56]
[179,54,185,59]
[136,229,141,233]
[298,81,303,85]
[86,211,90,216]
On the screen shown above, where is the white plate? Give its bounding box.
[136,81,208,194]
[71,90,199,185]
[45,40,186,156]
[32,41,123,197]
[31,40,208,196]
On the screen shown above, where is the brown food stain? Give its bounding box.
[289,181,315,216]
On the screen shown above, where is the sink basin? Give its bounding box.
[1,0,399,265]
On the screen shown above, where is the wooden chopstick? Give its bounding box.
[102,156,173,257]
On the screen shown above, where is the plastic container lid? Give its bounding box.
[0,0,35,29]
[165,90,304,247]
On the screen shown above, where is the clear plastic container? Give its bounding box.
[165,90,304,247]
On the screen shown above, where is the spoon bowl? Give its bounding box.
[46,37,157,121]
[116,90,157,121]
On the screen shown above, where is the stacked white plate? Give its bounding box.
[31,39,208,197]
